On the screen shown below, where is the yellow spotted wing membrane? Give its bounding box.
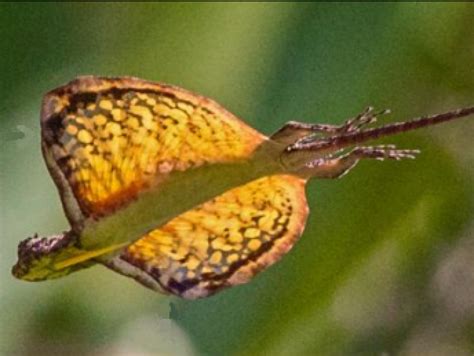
[41,76,265,224]
[106,174,308,298]
[16,76,311,297]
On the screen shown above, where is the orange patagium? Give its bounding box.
[12,76,474,299]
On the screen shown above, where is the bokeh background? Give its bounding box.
[1,3,474,355]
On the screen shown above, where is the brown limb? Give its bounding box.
[297,145,419,179]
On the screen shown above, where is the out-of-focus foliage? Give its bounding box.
[1,3,474,355]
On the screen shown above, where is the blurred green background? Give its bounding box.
[1,3,474,355]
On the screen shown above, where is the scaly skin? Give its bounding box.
[12,77,474,298]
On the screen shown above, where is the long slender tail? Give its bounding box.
[316,106,474,151]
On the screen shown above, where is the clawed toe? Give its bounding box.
[341,107,391,133]
[353,145,420,161]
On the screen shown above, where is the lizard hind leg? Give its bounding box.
[274,107,392,174]
[270,106,388,146]
[298,145,420,179]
